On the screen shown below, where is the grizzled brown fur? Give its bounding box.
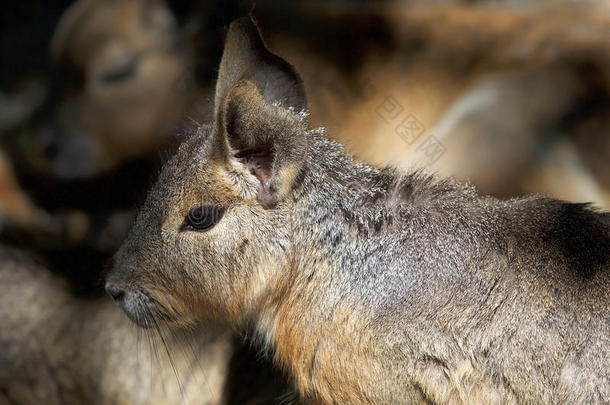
[107,17,610,404]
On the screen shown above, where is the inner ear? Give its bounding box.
[224,82,279,208]
[221,80,307,209]
[230,144,276,208]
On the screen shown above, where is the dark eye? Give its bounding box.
[99,59,138,84]
[182,205,223,231]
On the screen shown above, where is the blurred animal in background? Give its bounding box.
[257,2,610,208]
[13,0,244,180]
[21,0,192,179]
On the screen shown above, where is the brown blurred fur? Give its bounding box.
[24,0,202,179]
[261,2,610,207]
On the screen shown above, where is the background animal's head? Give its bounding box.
[106,17,310,327]
[26,0,188,179]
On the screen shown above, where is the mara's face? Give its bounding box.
[106,128,293,327]
[26,0,190,179]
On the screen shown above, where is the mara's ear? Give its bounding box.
[212,17,309,209]
[214,16,306,117]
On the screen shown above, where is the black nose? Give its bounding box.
[105,282,125,302]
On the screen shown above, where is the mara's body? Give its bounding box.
[257,136,610,403]
[106,17,610,404]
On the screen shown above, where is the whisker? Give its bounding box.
[141,311,158,399]
[132,320,153,398]
[152,316,189,405]
[135,323,142,364]
[174,324,218,404]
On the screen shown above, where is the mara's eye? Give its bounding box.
[182,205,223,231]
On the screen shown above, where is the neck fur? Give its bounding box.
[250,133,478,402]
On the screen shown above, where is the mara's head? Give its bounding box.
[105,17,311,328]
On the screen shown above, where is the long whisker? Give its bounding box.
[135,322,142,365]
[152,316,188,405]
[140,309,159,399]
[175,323,218,404]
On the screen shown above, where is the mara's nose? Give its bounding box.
[105,282,125,302]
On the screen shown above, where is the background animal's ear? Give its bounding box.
[212,17,309,209]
